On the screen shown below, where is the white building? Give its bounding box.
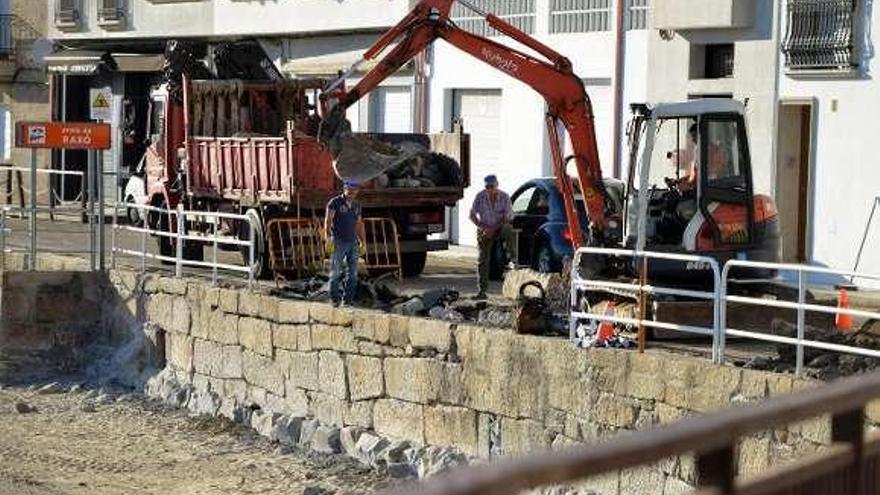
[777,0,880,277]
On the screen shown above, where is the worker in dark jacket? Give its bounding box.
[325,181,367,306]
[470,174,516,300]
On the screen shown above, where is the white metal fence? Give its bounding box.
[572,247,880,376]
[110,202,258,287]
[570,247,723,362]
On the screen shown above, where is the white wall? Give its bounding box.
[645,0,779,196]
[778,3,880,275]
[47,0,214,39]
[428,2,649,245]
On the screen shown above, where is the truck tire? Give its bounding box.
[239,208,270,279]
[401,251,427,277]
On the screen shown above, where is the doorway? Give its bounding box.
[776,101,814,263]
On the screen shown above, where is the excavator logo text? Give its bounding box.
[480,47,519,75]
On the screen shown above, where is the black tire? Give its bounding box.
[401,251,427,278]
[534,243,559,273]
[239,209,271,279]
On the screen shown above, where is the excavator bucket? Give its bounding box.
[320,107,423,184]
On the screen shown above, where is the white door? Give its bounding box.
[371,86,413,133]
[561,79,612,176]
[452,89,502,247]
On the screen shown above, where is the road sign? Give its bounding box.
[90,87,113,121]
[15,122,111,150]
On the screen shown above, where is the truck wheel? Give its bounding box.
[239,209,270,279]
[401,251,427,277]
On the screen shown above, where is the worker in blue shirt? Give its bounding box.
[325,181,367,306]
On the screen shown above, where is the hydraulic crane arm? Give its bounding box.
[321,0,609,247]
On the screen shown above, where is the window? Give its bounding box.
[55,0,81,26]
[783,0,858,71]
[690,44,734,79]
[98,0,126,23]
[512,186,536,215]
[550,0,610,33]
[527,188,550,216]
[703,119,747,188]
[627,0,649,30]
[451,0,535,36]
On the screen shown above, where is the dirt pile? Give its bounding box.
[740,319,880,380]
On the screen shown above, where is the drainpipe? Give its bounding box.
[611,0,627,179]
[413,46,431,133]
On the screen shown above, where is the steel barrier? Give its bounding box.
[720,260,880,377]
[111,202,257,287]
[570,246,723,362]
[266,217,326,282]
[0,203,96,271]
[362,217,402,280]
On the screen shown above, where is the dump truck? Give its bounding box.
[140,76,469,277]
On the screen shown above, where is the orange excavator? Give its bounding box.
[319,0,781,285]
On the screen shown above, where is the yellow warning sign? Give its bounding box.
[92,93,109,109]
[89,87,112,121]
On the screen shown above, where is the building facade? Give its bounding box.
[2,0,51,197]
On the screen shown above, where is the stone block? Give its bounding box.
[546,342,593,415]
[311,324,358,353]
[340,426,365,456]
[738,435,770,477]
[218,288,238,313]
[273,324,308,351]
[345,401,374,428]
[311,302,354,326]
[656,403,687,425]
[169,296,191,334]
[739,370,769,400]
[594,393,637,428]
[501,417,550,456]
[767,374,794,397]
[353,311,392,343]
[224,379,248,401]
[237,291,261,318]
[425,406,479,456]
[239,317,273,357]
[689,365,743,413]
[408,319,453,352]
[618,466,667,495]
[388,315,410,347]
[277,299,310,324]
[159,276,188,295]
[274,416,304,446]
[146,293,173,331]
[318,351,348,400]
[311,392,346,427]
[201,286,220,309]
[457,325,548,418]
[207,311,238,345]
[283,387,310,417]
[347,355,384,401]
[242,351,285,396]
[440,363,465,406]
[193,340,242,379]
[288,351,319,391]
[167,333,194,373]
[311,426,342,454]
[374,399,424,444]
[358,341,384,356]
[385,358,442,404]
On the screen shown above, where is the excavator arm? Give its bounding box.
[321,0,609,247]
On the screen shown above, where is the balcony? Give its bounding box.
[653,0,755,30]
[0,15,41,82]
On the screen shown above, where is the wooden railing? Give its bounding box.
[385,371,880,495]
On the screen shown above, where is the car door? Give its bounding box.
[512,185,551,264]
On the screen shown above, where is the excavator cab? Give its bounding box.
[623,100,780,278]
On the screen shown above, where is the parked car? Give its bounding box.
[507,178,577,273]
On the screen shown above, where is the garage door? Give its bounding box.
[452,89,502,247]
[371,86,413,133]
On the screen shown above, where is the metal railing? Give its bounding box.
[362,217,403,280]
[570,247,723,362]
[384,370,880,495]
[110,202,258,287]
[266,217,326,282]
[720,260,880,377]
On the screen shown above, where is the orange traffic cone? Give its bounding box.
[835,288,853,332]
[596,302,617,342]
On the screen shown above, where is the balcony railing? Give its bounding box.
[782,0,858,72]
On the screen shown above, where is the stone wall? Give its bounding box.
[97,267,856,494]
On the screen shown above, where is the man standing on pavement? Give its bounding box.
[325,181,367,307]
[470,174,517,300]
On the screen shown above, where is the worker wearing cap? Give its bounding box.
[470,174,516,300]
[325,181,367,306]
